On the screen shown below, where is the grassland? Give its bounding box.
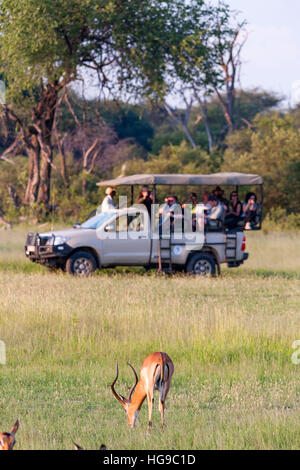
[0,227,300,450]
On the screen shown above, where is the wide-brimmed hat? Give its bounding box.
[213,186,224,194]
[105,187,116,195]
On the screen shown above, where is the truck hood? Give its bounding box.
[39,228,94,238]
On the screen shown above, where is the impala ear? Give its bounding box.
[73,441,84,450]
[10,420,19,436]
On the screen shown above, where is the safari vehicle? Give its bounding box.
[25,173,263,277]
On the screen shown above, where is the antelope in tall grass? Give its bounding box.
[111,352,174,431]
[0,420,19,450]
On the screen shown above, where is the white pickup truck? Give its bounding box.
[25,206,248,277]
[25,173,263,277]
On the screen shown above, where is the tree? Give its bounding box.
[222,112,300,212]
[166,0,247,151]
[0,0,172,208]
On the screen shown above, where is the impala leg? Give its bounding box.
[159,398,165,427]
[147,392,154,432]
[159,380,170,427]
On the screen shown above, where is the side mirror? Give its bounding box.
[73,223,81,229]
[105,224,115,232]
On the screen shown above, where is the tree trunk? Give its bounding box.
[56,134,68,186]
[34,83,59,206]
[197,97,214,153]
[24,133,40,205]
[164,103,197,149]
[215,88,234,134]
[37,145,52,205]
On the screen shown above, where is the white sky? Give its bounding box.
[227,0,300,106]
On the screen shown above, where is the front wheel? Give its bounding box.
[186,253,217,277]
[66,251,97,276]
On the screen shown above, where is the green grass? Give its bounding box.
[0,227,300,449]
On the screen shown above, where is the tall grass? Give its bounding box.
[0,227,299,449]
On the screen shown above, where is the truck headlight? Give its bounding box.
[53,236,71,246]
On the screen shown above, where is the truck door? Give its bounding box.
[99,210,151,265]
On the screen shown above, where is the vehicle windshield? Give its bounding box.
[80,212,116,230]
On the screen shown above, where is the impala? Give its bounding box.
[111,352,174,430]
[0,420,19,450]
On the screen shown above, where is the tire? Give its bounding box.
[186,253,217,277]
[65,251,97,277]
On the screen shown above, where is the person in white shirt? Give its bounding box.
[101,187,117,212]
[206,195,225,228]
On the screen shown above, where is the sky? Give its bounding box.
[227,0,300,106]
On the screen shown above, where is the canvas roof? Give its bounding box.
[97,172,263,187]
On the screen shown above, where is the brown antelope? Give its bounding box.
[111,352,174,430]
[0,420,19,450]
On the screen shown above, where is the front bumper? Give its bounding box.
[25,232,72,264]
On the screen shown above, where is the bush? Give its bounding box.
[263,207,300,232]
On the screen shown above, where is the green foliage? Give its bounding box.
[147,89,282,154]
[263,208,300,232]
[0,156,27,216]
[222,112,300,213]
[99,105,154,151]
[118,141,223,201]
[123,141,218,175]
[0,0,174,106]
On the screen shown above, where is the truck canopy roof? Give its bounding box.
[97,172,263,187]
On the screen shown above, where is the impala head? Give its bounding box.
[111,363,139,427]
[0,420,19,450]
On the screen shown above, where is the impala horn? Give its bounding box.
[111,364,128,406]
[127,363,138,401]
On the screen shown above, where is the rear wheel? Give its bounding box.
[66,251,97,276]
[186,253,217,277]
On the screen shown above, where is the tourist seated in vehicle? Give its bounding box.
[224,191,243,230]
[205,195,225,228]
[159,195,183,233]
[182,192,198,232]
[201,191,211,209]
[136,186,152,216]
[213,186,229,212]
[182,192,197,210]
[243,192,258,230]
[158,196,170,217]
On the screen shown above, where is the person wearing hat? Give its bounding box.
[101,187,117,212]
[137,187,152,216]
[213,186,229,211]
